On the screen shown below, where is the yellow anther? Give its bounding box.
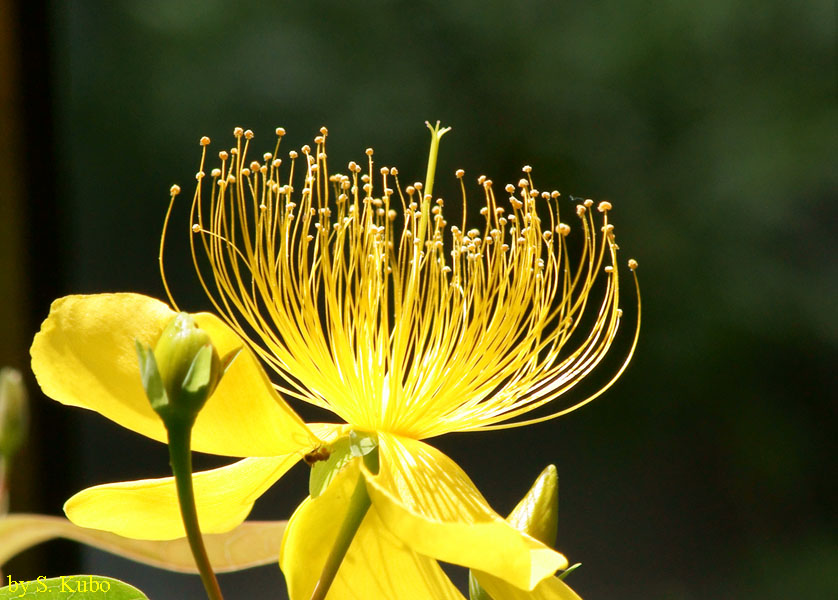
[199,136,210,146]
[170,184,181,196]
[628,259,638,270]
[598,201,612,212]
[276,127,286,136]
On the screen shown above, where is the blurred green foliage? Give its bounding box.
[45,1,835,598]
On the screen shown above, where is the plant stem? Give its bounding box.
[309,452,378,600]
[167,423,224,600]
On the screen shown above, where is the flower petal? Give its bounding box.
[31,293,319,457]
[363,434,567,591]
[280,459,464,600]
[64,455,297,540]
[474,571,583,600]
[0,514,287,573]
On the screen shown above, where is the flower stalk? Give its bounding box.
[310,440,380,600]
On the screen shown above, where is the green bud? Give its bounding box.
[0,367,28,460]
[136,313,227,426]
[506,464,559,547]
[469,465,560,599]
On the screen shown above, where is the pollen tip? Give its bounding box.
[276,127,286,136]
[169,184,181,196]
[598,201,613,212]
[199,136,210,146]
[233,127,244,137]
[628,258,638,270]
[191,224,201,233]
[455,169,465,178]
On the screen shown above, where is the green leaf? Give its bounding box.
[0,514,286,573]
[0,575,147,599]
[309,437,352,498]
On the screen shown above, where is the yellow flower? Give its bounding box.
[31,124,637,600]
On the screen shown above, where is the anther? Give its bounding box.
[244,129,254,139]
[219,151,229,161]
[365,148,374,156]
[276,127,286,136]
[605,266,614,273]
[320,126,328,136]
[170,184,181,196]
[289,151,298,159]
[628,259,638,270]
[477,175,486,185]
[191,224,201,233]
[301,144,311,154]
[380,167,389,175]
[199,136,210,146]
[598,201,612,212]
[584,199,594,208]
[233,127,244,137]
[522,165,532,173]
[195,171,205,180]
[576,205,586,217]
[455,169,465,178]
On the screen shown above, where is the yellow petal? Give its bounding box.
[0,514,286,573]
[64,455,297,540]
[475,571,583,600]
[364,434,567,591]
[31,293,318,456]
[280,459,464,600]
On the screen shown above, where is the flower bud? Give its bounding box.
[0,367,28,460]
[136,313,224,426]
[469,465,560,599]
[506,464,558,547]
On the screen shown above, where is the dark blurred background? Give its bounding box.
[2,1,836,599]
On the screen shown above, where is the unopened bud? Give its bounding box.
[0,367,28,459]
[469,465,560,599]
[136,313,231,426]
[506,464,558,547]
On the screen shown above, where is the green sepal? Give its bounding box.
[309,437,352,498]
[350,430,379,474]
[557,563,582,580]
[134,340,168,414]
[220,347,242,377]
[468,571,492,600]
[0,575,149,599]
